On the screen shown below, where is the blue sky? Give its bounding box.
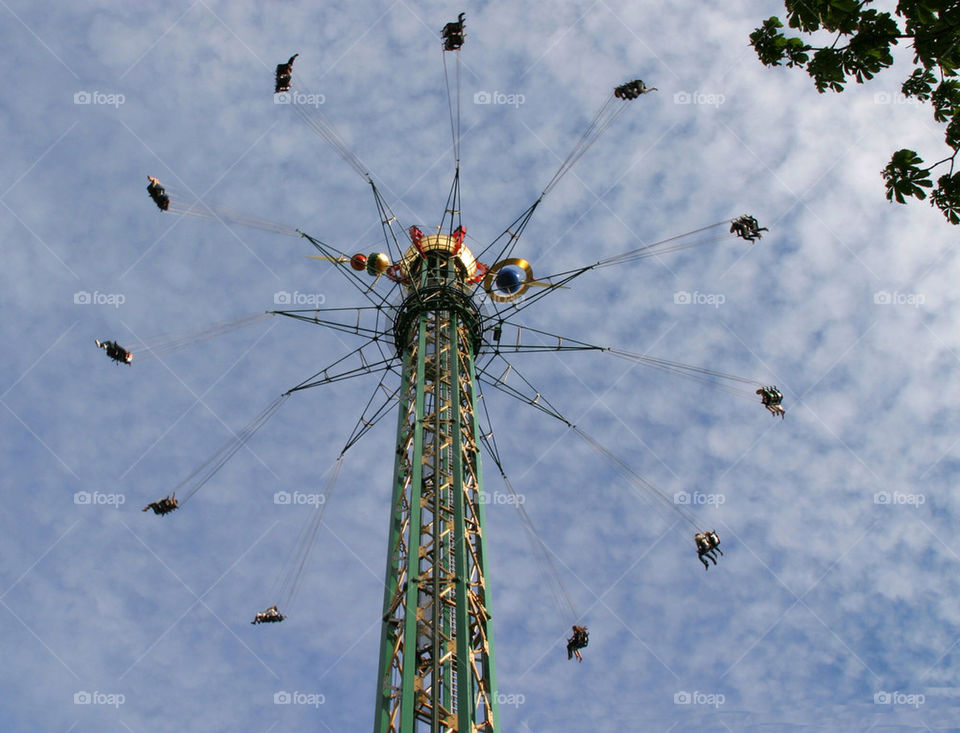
[2,1,960,730]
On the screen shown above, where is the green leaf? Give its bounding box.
[748,3,960,224]
[750,17,790,67]
[932,80,960,123]
[902,68,936,100]
[883,149,933,203]
[946,117,960,150]
[785,0,824,32]
[808,47,847,92]
[931,172,960,224]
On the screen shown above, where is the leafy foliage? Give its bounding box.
[883,149,933,202]
[751,1,960,225]
[932,172,960,223]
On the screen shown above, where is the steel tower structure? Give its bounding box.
[374,234,498,732]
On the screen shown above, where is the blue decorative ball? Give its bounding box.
[495,265,525,294]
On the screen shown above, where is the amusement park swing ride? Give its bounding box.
[101,13,781,732]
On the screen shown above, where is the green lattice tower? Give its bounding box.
[374,233,499,732]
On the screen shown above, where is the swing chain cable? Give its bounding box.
[175,393,291,505]
[540,93,619,199]
[488,217,754,320]
[482,320,764,398]
[283,61,430,294]
[286,69,370,181]
[280,63,416,304]
[153,177,406,313]
[592,219,737,268]
[476,386,579,623]
[571,425,700,529]
[441,43,462,165]
[269,367,401,613]
[161,185,300,237]
[471,83,655,286]
[129,312,275,360]
[477,352,704,529]
[272,455,345,611]
[438,34,463,237]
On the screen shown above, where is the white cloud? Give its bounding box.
[2,0,959,730]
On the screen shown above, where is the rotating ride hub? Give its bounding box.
[392,233,485,356]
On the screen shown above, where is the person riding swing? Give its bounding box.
[566,625,589,662]
[756,386,785,419]
[275,53,299,94]
[614,79,657,100]
[96,339,133,364]
[730,215,768,242]
[146,176,170,211]
[142,492,178,516]
[442,13,466,51]
[251,605,285,624]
